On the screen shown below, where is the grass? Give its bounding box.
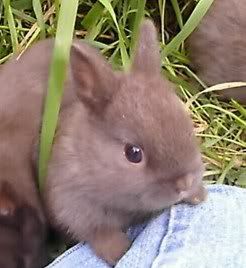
[38,0,79,191]
[0,0,245,185]
[0,0,245,262]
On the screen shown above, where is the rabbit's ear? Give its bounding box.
[70,42,117,112]
[131,19,161,75]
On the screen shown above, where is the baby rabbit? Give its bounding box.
[0,19,206,267]
[44,20,207,265]
[187,0,246,104]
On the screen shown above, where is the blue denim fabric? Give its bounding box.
[46,185,246,268]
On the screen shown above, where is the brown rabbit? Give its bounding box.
[0,19,206,267]
[187,0,246,104]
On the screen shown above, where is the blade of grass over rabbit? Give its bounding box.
[38,0,79,190]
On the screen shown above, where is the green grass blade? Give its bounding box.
[170,0,183,28]
[81,1,105,29]
[12,8,36,23]
[38,0,79,191]
[0,2,3,21]
[231,100,246,118]
[3,0,19,53]
[198,104,246,128]
[98,0,129,67]
[130,0,146,54]
[55,0,60,15]
[11,0,45,10]
[85,18,106,41]
[32,0,46,39]
[162,0,214,56]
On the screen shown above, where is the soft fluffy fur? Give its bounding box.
[187,0,246,104]
[0,20,206,267]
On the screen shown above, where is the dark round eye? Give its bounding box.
[124,143,143,163]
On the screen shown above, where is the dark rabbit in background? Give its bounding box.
[0,19,207,267]
[188,0,246,104]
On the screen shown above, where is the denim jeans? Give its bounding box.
[47,185,246,268]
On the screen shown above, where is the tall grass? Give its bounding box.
[0,0,245,190]
[38,0,79,191]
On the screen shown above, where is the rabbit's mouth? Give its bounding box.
[137,177,206,212]
[137,189,182,211]
[139,186,207,212]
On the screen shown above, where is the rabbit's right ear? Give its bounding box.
[70,42,117,113]
[131,19,161,75]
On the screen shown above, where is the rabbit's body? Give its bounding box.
[0,20,206,267]
[0,39,77,221]
[188,0,246,103]
[0,39,76,268]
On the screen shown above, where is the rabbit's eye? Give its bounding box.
[124,143,142,163]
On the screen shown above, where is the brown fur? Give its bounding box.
[0,19,206,266]
[187,0,246,104]
[0,182,46,268]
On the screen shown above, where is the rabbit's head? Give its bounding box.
[47,20,205,219]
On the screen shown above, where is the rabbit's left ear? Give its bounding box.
[70,42,117,113]
[131,19,161,75]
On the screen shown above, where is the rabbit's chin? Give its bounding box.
[135,192,180,212]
